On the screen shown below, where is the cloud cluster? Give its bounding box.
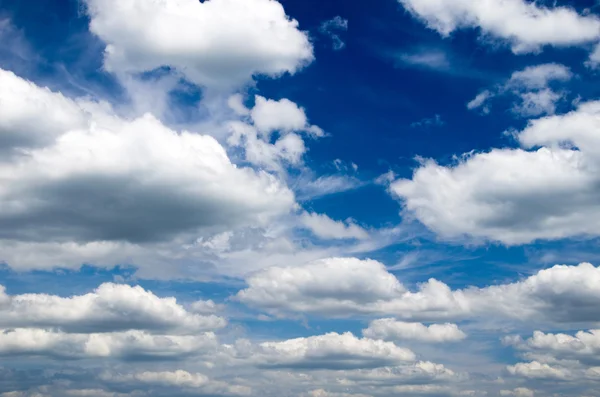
[227,95,324,172]
[467,63,573,117]
[238,258,600,325]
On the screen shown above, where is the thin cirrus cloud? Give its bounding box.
[237,257,600,324]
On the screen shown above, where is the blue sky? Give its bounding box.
[1,0,600,396]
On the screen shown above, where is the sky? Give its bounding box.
[1,0,600,396]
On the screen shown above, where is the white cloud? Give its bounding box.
[238,258,600,325]
[244,332,416,370]
[506,361,571,380]
[250,96,323,138]
[319,16,349,51]
[0,328,217,360]
[0,69,88,154]
[395,49,451,71]
[0,283,225,333]
[586,43,600,69]
[506,63,573,90]
[512,89,562,117]
[101,370,208,388]
[227,95,324,172]
[0,69,295,264]
[466,90,492,113]
[83,0,313,88]
[397,0,600,53]
[467,63,572,117]
[500,388,535,397]
[394,100,600,244]
[362,319,466,343]
[101,370,252,395]
[506,329,600,364]
[300,212,369,240]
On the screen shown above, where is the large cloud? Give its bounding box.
[393,101,600,245]
[83,0,313,88]
[0,69,294,251]
[0,329,218,360]
[238,258,600,324]
[397,0,600,53]
[234,332,415,370]
[0,283,225,333]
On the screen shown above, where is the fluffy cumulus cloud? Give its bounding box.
[467,63,573,117]
[502,329,600,384]
[0,69,296,271]
[100,370,251,395]
[237,332,416,370]
[300,212,369,240]
[362,319,466,343]
[83,0,313,87]
[393,101,600,245]
[238,258,600,325]
[0,283,225,333]
[227,95,324,172]
[0,328,218,360]
[397,0,600,53]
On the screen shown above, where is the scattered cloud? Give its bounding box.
[397,0,600,53]
[393,100,600,244]
[83,0,313,88]
[319,16,349,51]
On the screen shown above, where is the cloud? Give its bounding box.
[242,332,416,370]
[393,100,600,244]
[238,258,600,325]
[0,69,294,256]
[397,0,600,53]
[506,361,571,380]
[319,16,349,51]
[0,329,218,360]
[227,95,324,173]
[300,212,369,240]
[500,388,535,397]
[249,96,324,138]
[466,91,492,113]
[0,283,225,333]
[362,319,466,343]
[586,43,600,69]
[506,329,600,365]
[506,64,573,90]
[100,370,251,395]
[83,0,313,88]
[394,49,451,71]
[467,63,572,117]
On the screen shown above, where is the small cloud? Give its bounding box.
[319,16,348,51]
[394,49,451,71]
[467,90,492,114]
[466,63,573,118]
[410,114,444,128]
